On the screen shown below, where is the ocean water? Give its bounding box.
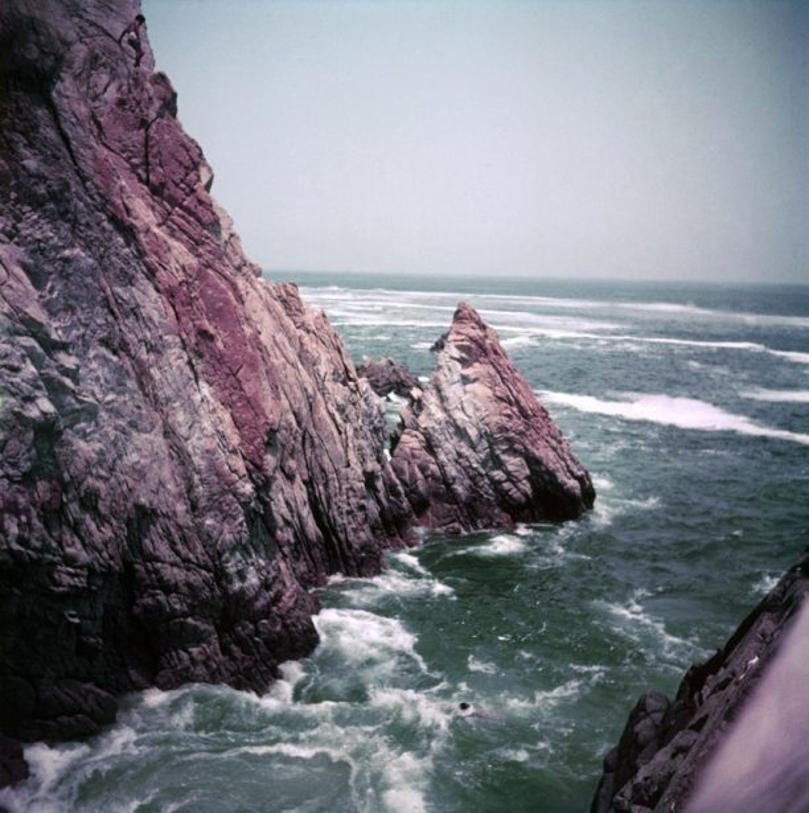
[4,273,809,813]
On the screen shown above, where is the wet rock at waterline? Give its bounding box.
[592,551,809,812]
[390,303,596,532]
[0,0,413,758]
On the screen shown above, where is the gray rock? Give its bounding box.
[390,303,595,533]
[356,357,419,399]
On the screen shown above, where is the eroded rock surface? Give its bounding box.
[356,357,419,399]
[0,0,411,755]
[592,552,809,812]
[390,304,595,533]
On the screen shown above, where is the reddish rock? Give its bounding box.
[0,0,411,748]
[390,303,595,533]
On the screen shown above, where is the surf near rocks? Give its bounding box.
[592,551,809,812]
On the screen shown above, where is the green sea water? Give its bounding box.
[4,274,808,813]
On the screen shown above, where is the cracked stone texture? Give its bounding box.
[389,303,595,533]
[356,357,420,399]
[0,0,413,754]
[591,552,809,812]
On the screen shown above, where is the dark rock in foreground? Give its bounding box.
[0,736,28,790]
[0,0,412,753]
[592,552,809,812]
[356,357,419,398]
[390,304,595,533]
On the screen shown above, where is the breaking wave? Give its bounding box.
[539,391,809,446]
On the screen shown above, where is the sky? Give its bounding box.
[143,0,808,283]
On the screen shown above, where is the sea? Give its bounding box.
[3,273,808,813]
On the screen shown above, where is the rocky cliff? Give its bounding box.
[0,0,412,749]
[592,552,809,812]
[390,304,595,533]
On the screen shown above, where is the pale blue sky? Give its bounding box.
[144,0,808,282]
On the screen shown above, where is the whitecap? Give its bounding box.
[595,589,701,661]
[467,655,498,675]
[592,475,614,492]
[500,334,535,349]
[499,748,531,762]
[474,534,528,556]
[369,687,450,733]
[740,388,809,404]
[381,753,430,813]
[338,570,454,604]
[753,573,780,596]
[589,494,659,528]
[265,660,307,705]
[539,390,809,446]
[504,679,585,712]
[300,285,809,328]
[313,608,428,674]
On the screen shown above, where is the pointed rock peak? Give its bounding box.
[451,302,486,329]
[441,302,503,364]
[390,307,595,533]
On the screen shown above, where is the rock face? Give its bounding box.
[592,552,809,812]
[356,357,419,399]
[0,0,412,754]
[389,304,595,533]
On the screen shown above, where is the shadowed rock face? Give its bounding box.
[0,0,412,750]
[389,304,595,533]
[356,357,419,399]
[592,552,809,812]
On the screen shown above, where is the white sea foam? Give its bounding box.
[500,333,535,349]
[589,494,660,528]
[381,753,430,813]
[390,551,431,576]
[504,679,585,712]
[265,660,307,704]
[540,390,809,446]
[313,608,428,675]
[595,589,699,661]
[740,388,809,404]
[339,569,455,604]
[499,747,531,763]
[753,573,781,596]
[300,284,809,328]
[592,475,614,492]
[369,687,450,733]
[467,655,499,675]
[474,534,529,556]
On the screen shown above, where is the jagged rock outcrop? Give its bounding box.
[592,552,809,812]
[0,0,412,759]
[356,357,419,399]
[389,304,595,533]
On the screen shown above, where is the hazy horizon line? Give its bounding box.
[265,268,809,288]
